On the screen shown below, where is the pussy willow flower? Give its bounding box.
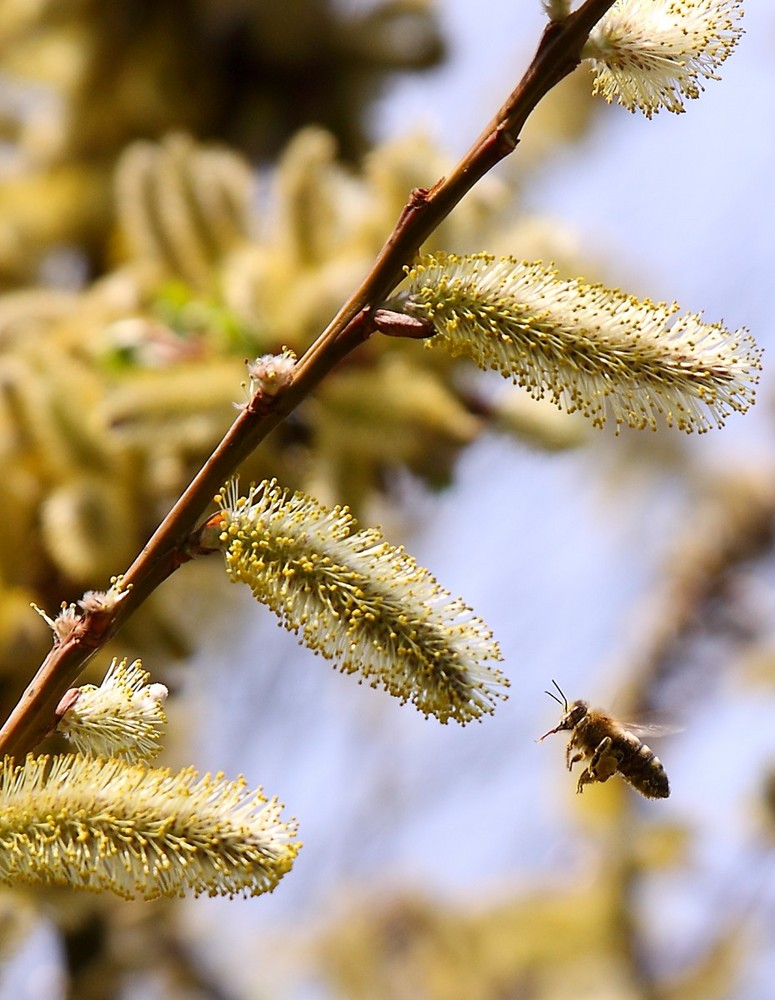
[401,253,760,433]
[213,479,508,724]
[0,754,300,900]
[78,577,130,615]
[56,658,168,763]
[32,601,81,643]
[542,0,571,19]
[583,0,744,117]
[33,579,130,645]
[247,349,297,397]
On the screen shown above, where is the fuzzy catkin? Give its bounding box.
[0,755,300,900]
[584,0,744,117]
[56,657,168,763]
[402,253,760,433]
[214,479,508,724]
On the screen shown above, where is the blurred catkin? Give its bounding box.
[0,0,445,284]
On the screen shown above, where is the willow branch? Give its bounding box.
[0,0,617,758]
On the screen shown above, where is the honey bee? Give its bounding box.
[538,680,670,799]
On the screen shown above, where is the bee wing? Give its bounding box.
[623,722,682,738]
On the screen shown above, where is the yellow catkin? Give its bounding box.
[215,479,509,724]
[0,754,300,900]
[57,658,168,764]
[584,0,744,117]
[402,253,760,433]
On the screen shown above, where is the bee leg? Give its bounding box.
[576,768,594,793]
[576,737,618,794]
[566,751,584,772]
[565,736,582,771]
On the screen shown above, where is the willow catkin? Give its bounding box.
[401,253,760,433]
[211,479,508,724]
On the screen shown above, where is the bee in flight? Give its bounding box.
[538,680,670,799]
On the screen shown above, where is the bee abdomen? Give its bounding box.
[621,742,670,799]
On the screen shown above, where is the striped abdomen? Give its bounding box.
[618,737,670,798]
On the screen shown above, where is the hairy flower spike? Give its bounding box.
[542,0,571,19]
[78,577,131,615]
[56,658,168,763]
[402,253,760,433]
[583,0,744,117]
[0,755,300,900]
[32,601,81,644]
[247,350,297,397]
[214,479,508,724]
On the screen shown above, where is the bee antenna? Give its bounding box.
[546,679,568,712]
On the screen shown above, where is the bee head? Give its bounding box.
[563,700,589,728]
[537,681,589,740]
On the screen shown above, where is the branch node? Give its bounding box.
[373,309,435,340]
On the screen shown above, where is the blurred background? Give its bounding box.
[1,1,774,998]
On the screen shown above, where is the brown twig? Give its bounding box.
[0,0,617,757]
